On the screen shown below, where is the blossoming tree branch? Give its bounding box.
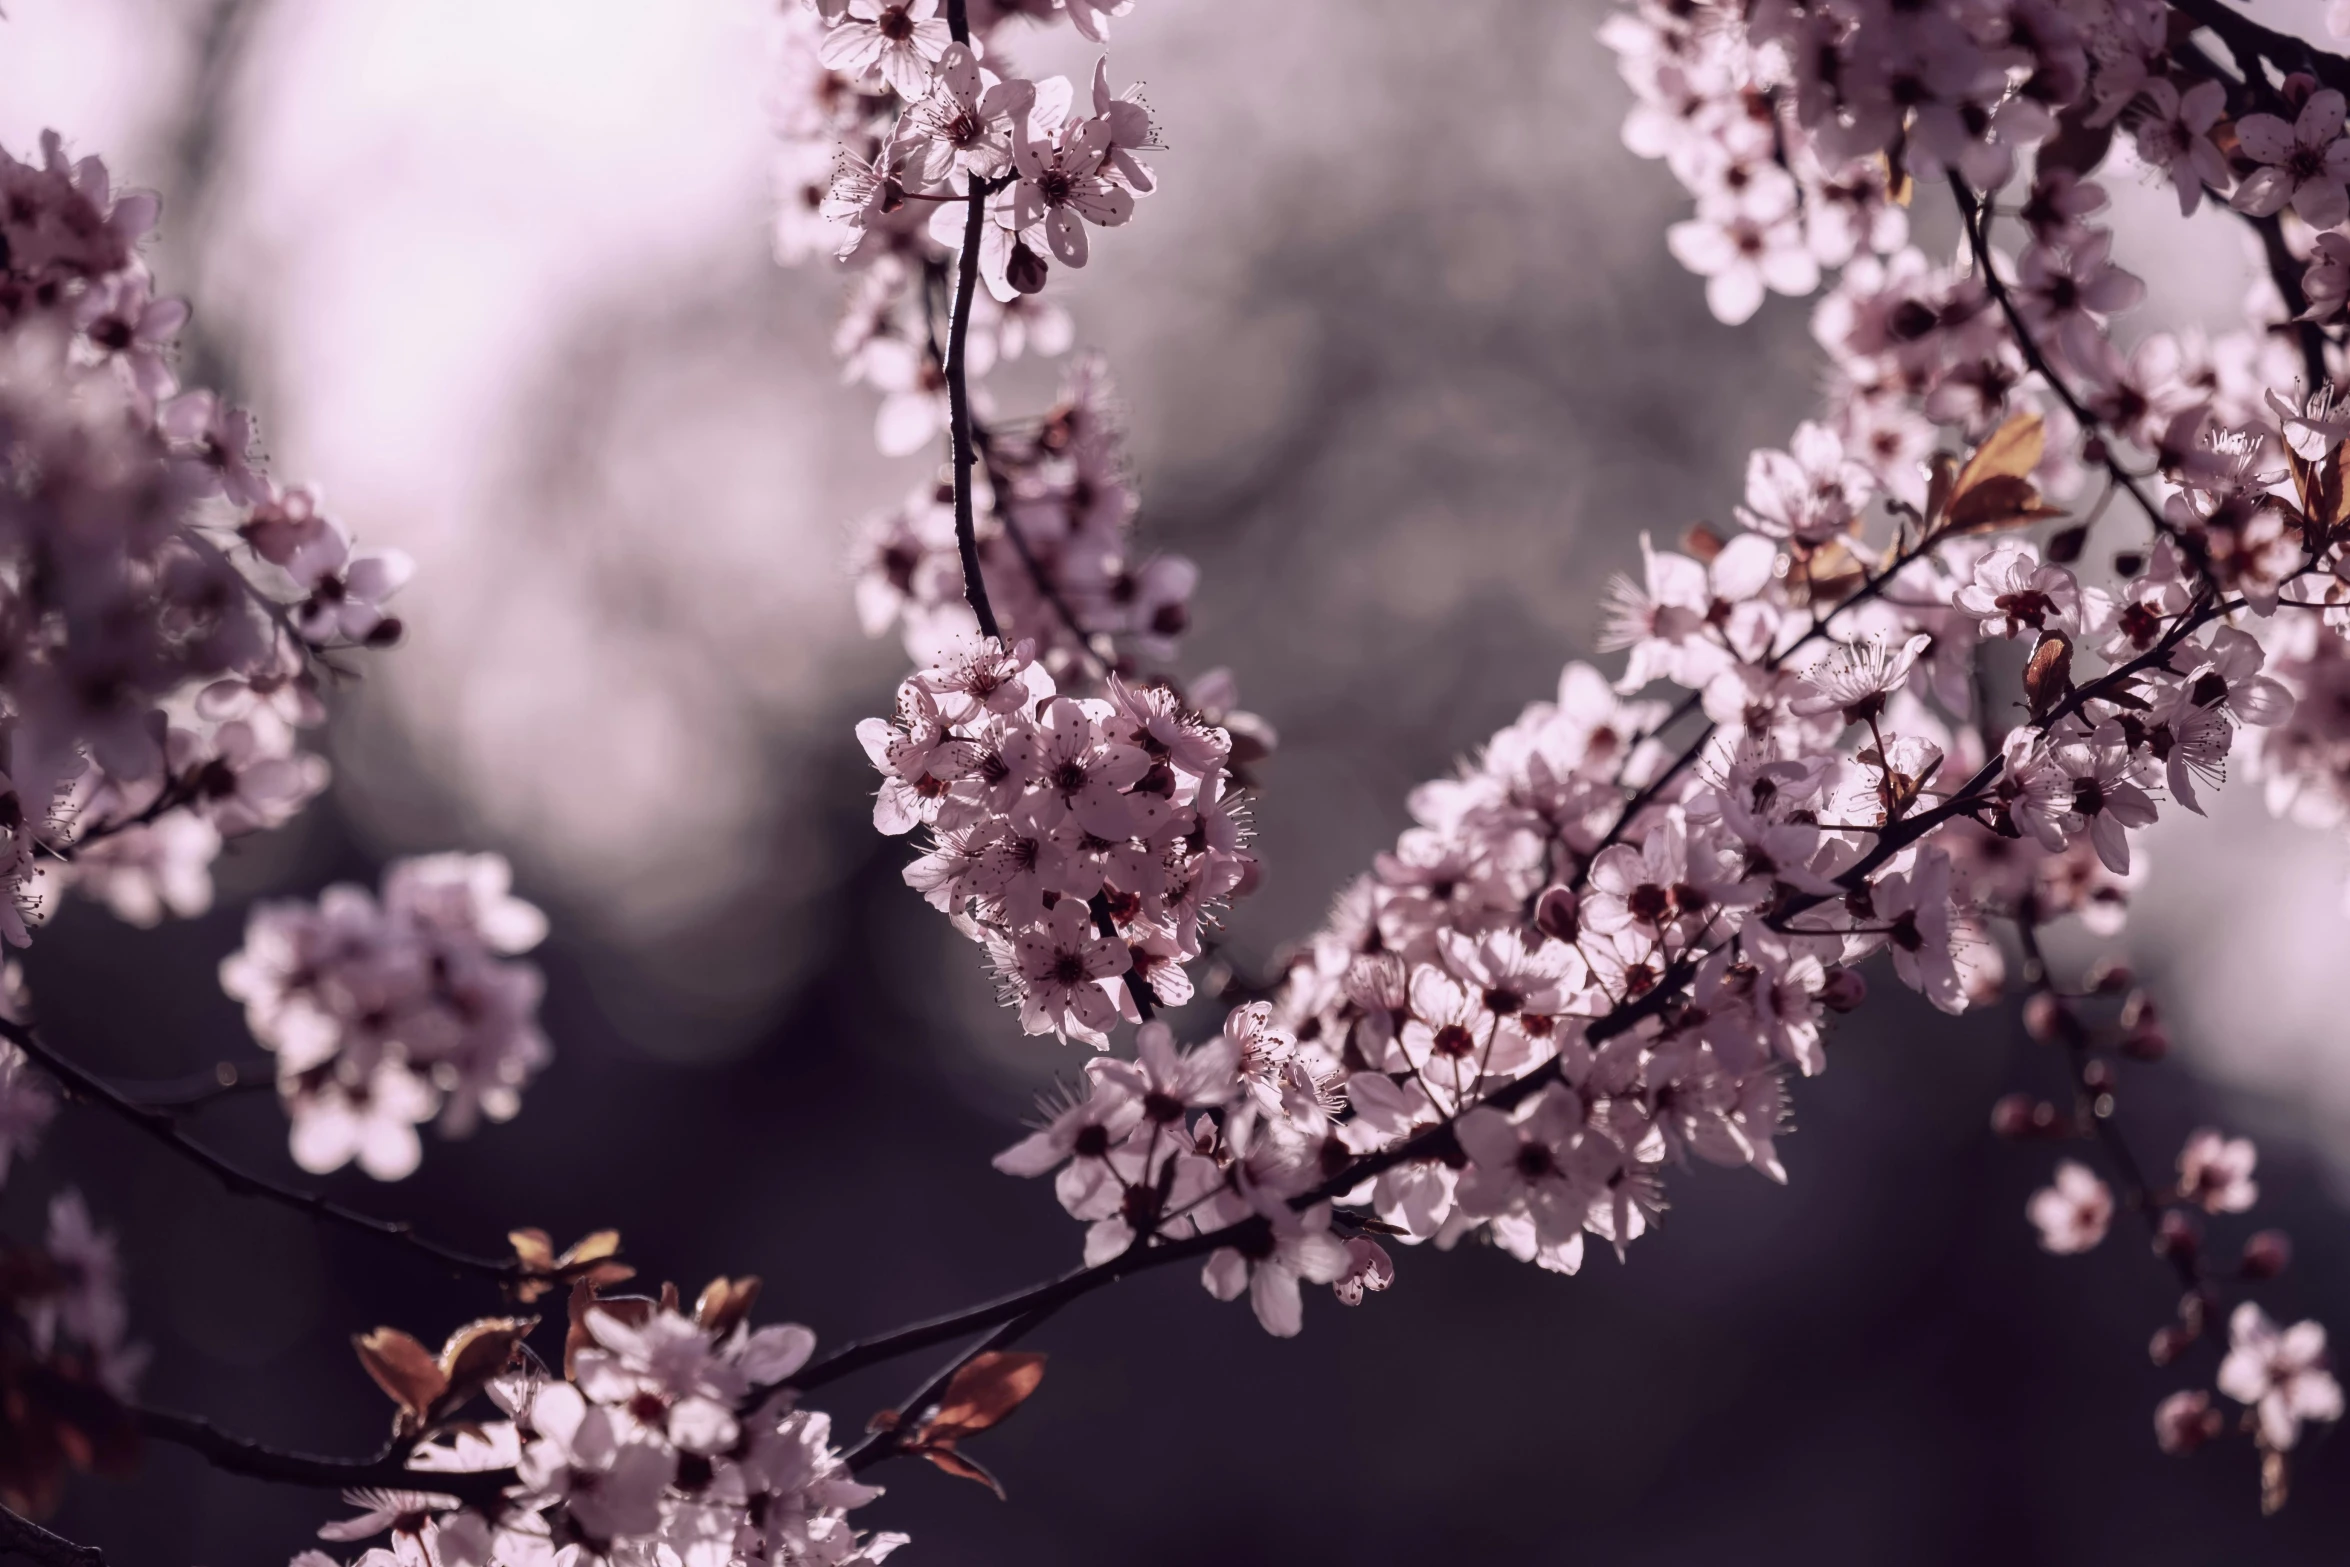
[3,0,2350,1558]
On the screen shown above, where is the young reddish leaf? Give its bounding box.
[923,1351,1046,1441]
[921,1445,1008,1498]
[355,1328,446,1431]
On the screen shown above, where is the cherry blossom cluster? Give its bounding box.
[859,638,1254,1042]
[973,6,2350,1507]
[220,855,551,1182]
[290,1288,905,1567]
[0,131,410,942]
[779,1,1155,290]
[1601,0,2350,406]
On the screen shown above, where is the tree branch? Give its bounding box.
[130,1405,508,1509]
[2167,0,2350,97]
[0,1507,103,1567]
[108,1059,276,1115]
[0,1017,523,1284]
[940,0,998,644]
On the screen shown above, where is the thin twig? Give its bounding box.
[110,1059,277,1114]
[0,1017,521,1283]
[941,0,998,641]
[2167,0,2350,97]
[131,1405,509,1509]
[973,425,1114,679]
[842,1308,1049,1472]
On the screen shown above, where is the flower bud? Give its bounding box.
[2046,525,2087,564]
[2084,959,2133,994]
[1534,885,1580,944]
[2023,993,2086,1046]
[2119,997,2168,1061]
[2240,1229,2292,1280]
[2153,1209,2200,1263]
[1990,1093,2037,1139]
[2154,1389,2222,1454]
[1007,241,1049,296]
[2148,1324,2195,1366]
[1819,965,1866,1012]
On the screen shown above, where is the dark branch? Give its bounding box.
[2167,0,2350,97]
[131,1405,508,1510]
[942,55,998,640]
[0,1017,522,1283]
[0,1507,103,1567]
[110,1059,276,1114]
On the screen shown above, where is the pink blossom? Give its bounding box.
[2231,89,2350,231]
[2177,1128,2258,1213]
[817,0,951,101]
[2026,1159,2112,1253]
[2218,1304,2344,1451]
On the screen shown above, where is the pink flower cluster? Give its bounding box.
[0,132,410,942]
[785,1,1158,291]
[220,856,551,1181]
[859,639,1254,1043]
[1603,0,2350,352]
[295,1300,904,1567]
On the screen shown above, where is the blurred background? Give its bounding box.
[1,0,2346,1560]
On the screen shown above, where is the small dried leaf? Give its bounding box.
[1951,414,2044,501]
[355,1328,446,1429]
[1795,540,1868,603]
[1944,473,2065,536]
[559,1230,623,1267]
[434,1317,536,1421]
[1923,451,1960,531]
[508,1228,555,1271]
[1873,146,1912,207]
[923,1351,1047,1442]
[2023,631,2074,722]
[695,1276,762,1338]
[512,1228,629,1304]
